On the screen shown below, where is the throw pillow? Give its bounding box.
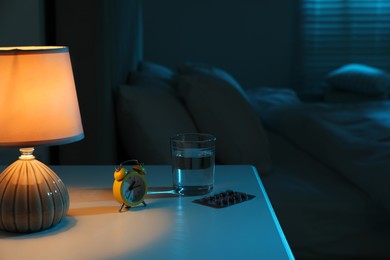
[177,62,242,91]
[116,81,198,164]
[128,60,176,85]
[176,66,272,175]
[325,63,390,95]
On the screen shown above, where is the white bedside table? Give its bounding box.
[0,165,294,260]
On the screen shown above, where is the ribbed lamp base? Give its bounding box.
[0,149,69,233]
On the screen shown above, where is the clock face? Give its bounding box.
[121,173,147,206]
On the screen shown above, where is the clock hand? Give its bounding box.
[126,190,132,199]
[126,184,142,200]
[128,180,136,191]
[125,181,136,199]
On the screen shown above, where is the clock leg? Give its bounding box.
[119,203,133,213]
[119,203,131,213]
[119,202,145,213]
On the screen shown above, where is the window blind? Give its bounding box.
[301,0,390,90]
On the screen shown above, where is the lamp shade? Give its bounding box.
[0,46,84,147]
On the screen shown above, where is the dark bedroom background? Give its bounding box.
[0,0,389,164]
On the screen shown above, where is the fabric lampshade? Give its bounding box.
[0,46,84,147]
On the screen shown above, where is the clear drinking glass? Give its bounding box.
[170,133,216,196]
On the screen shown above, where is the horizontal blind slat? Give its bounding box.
[301,0,390,91]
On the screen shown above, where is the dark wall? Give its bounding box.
[0,0,45,46]
[53,0,142,164]
[142,0,300,89]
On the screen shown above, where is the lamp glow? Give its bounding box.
[0,46,84,233]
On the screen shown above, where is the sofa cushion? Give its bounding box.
[176,63,271,175]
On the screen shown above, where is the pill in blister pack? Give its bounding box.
[193,190,255,208]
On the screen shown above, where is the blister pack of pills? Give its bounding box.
[193,190,255,208]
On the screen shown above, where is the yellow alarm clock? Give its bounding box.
[113,159,148,213]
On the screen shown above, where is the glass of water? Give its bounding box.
[170,133,216,196]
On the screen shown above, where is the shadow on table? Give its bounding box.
[0,216,77,239]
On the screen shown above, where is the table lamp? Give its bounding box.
[0,46,84,233]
